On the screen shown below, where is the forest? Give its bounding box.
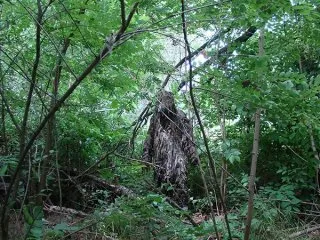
[0,0,320,239]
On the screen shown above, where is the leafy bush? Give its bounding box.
[96,194,202,239]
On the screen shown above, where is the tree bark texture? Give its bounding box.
[244,29,264,240]
[142,90,199,206]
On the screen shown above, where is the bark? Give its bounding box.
[308,126,320,189]
[43,204,88,217]
[142,90,199,206]
[244,108,261,240]
[288,224,320,239]
[220,112,227,208]
[244,29,264,240]
[1,99,8,155]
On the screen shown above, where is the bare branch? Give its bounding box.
[288,224,320,238]
[145,1,231,29]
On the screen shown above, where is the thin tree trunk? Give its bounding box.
[244,108,262,240]
[0,18,7,156]
[308,126,320,189]
[38,38,70,204]
[244,29,265,240]
[1,67,8,155]
[220,111,227,207]
[180,1,232,238]
[1,99,7,155]
[1,2,43,239]
[38,2,88,204]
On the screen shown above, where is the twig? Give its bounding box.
[193,26,257,74]
[61,221,102,239]
[0,87,20,132]
[17,0,78,79]
[75,147,120,179]
[285,146,308,162]
[57,0,96,56]
[43,203,88,217]
[289,225,320,238]
[145,1,231,30]
[114,152,160,168]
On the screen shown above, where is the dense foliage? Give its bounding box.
[0,0,319,239]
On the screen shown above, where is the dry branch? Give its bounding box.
[86,174,135,197]
[289,225,320,239]
[44,204,88,217]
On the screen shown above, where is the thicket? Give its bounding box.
[0,0,320,239]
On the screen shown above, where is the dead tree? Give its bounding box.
[142,90,199,206]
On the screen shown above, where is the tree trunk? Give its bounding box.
[244,108,261,240]
[1,98,8,155]
[244,29,264,240]
[220,112,227,209]
[308,126,320,189]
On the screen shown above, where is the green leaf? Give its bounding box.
[23,206,33,225]
[0,164,8,176]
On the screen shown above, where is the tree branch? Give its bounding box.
[20,0,42,139]
[180,0,232,239]
[116,2,139,38]
[195,26,257,72]
[0,88,20,132]
[161,29,229,88]
[119,0,126,31]
[17,0,78,79]
[289,225,320,239]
